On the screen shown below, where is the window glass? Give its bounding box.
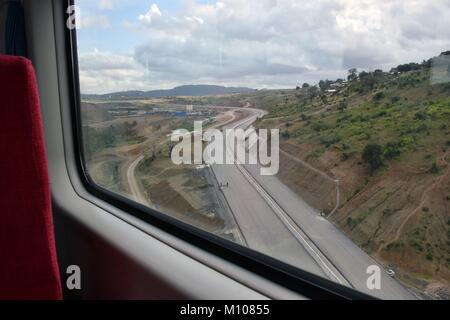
[73,0,450,300]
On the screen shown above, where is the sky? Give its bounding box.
[75,0,450,94]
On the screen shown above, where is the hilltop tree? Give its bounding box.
[358,71,376,91]
[307,86,319,100]
[348,68,358,82]
[422,59,432,68]
[319,79,333,92]
[319,80,325,91]
[396,62,421,72]
[373,69,385,80]
[359,71,369,79]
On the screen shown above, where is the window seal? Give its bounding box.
[62,0,375,301]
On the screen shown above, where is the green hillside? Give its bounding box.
[250,52,450,298]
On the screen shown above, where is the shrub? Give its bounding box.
[430,162,440,174]
[362,143,384,172]
[341,152,351,161]
[320,134,341,148]
[373,110,387,118]
[281,130,291,139]
[384,142,401,159]
[338,100,348,112]
[373,91,385,102]
[414,111,428,120]
[312,121,328,132]
[391,96,401,104]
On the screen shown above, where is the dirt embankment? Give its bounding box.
[277,140,450,297]
[277,141,337,213]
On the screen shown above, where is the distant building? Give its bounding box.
[175,111,187,117]
[330,82,346,89]
[390,68,400,75]
[186,105,194,112]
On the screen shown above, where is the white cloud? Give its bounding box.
[80,15,110,29]
[98,0,113,10]
[79,0,450,93]
[79,49,149,94]
[138,4,162,24]
[185,16,204,25]
[78,49,188,94]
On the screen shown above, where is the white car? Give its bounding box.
[386,269,396,277]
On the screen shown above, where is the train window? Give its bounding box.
[72,0,450,300]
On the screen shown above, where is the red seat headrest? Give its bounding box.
[0,55,62,300]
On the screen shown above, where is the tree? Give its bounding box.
[307,86,319,100]
[359,71,369,79]
[338,100,348,112]
[281,130,291,139]
[362,143,384,172]
[302,83,310,88]
[318,80,325,91]
[319,79,333,92]
[396,62,421,72]
[373,69,385,80]
[359,71,376,91]
[422,59,432,69]
[348,68,358,82]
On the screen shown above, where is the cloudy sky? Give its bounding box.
[75,0,450,94]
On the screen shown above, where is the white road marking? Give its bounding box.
[220,108,349,285]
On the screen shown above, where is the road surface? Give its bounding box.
[124,106,415,299]
[126,155,150,206]
[210,107,415,300]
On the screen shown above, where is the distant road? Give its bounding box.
[126,155,149,206]
[211,106,415,300]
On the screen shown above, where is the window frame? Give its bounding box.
[62,0,374,300]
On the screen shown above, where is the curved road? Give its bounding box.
[126,106,416,299]
[126,155,149,206]
[211,107,415,300]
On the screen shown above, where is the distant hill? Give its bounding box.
[82,85,256,100]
